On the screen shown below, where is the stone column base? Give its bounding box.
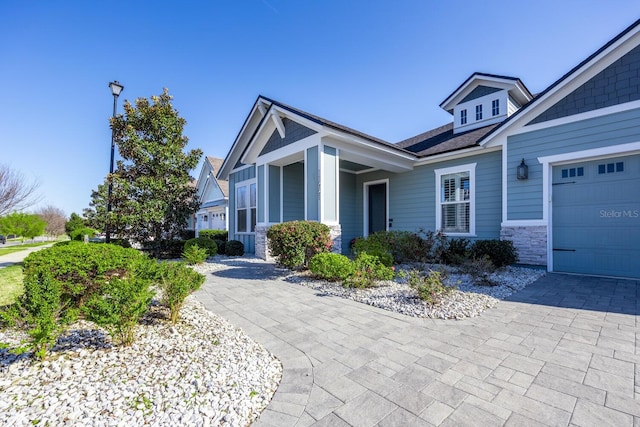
[500,225,547,266]
[255,225,274,261]
[328,224,342,254]
[255,223,342,260]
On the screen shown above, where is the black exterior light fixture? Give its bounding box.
[517,158,529,180]
[106,80,124,243]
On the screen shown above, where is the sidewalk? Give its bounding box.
[0,244,55,268]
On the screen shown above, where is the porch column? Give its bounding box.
[305,146,319,221]
[268,165,281,222]
[322,145,341,253]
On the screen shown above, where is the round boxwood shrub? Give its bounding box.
[225,240,244,256]
[309,252,354,281]
[214,239,226,255]
[184,237,217,257]
[469,239,518,268]
[267,221,332,269]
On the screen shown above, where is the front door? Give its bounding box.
[366,182,387,235]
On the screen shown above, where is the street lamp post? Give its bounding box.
[106,80,124,244]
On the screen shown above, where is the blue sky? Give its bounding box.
[1,1,638,217]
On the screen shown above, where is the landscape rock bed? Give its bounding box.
[0,295,281,427]
[285,264,546,320]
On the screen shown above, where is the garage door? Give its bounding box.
[552,154,640,278]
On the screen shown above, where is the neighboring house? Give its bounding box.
[218,19,640,279]
[194,156,229,235]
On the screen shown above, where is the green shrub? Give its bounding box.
[354,231,425,264]
[267,221,332,269]
[182,244,208,265]
[69,227,99,241]
[419,230,449,263]
[225,240,244,256]
[198,229,228,241]
[23,242,151,309]
[214,239,226,255]
[309,253,355,281]
[16,242,156,357]
[345,252,395,288]
[407,269,455,305]
[469,239,518,268]
[442,238,470,265]
[351,235,394,267]
[184,237,217,257]
[459,255,496,285]
[157,262,205,324]
[17,272,64,359]
[83,262,155,346]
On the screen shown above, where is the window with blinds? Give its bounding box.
[440,172,470,233]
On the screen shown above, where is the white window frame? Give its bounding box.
[475,104,483,121]
[235,179,256,234]
[492,99,500,116]
[435,163,476,236]
[460,109,467,125]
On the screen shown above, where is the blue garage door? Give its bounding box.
[552,154,640,278]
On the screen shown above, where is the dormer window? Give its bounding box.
[475,105,483,121]
[492,99,500,116]
[460,109,467,125]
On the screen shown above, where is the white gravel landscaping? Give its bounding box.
[0,294,281,427]
[285,263,546,320]
[0,255,545,426]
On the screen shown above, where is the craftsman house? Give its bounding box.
[194,156,229,235]
[218,19,640,279]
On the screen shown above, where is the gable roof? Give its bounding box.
[479,18,640,146]
[439,72,533,114]
[206,156,228,197]
[258,96,411,154]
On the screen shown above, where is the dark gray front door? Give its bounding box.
[552,154,640,278]
[368,183,387,235]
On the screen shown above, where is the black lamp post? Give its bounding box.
[106,80,124,243]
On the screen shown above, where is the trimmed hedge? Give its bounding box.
[267,221,332,269]
[198,229,228,241]
[17,242,157,357]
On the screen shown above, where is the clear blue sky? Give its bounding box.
[1,1,638,217]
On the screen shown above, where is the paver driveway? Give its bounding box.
[194,260,639,427]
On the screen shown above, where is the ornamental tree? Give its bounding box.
[0,212,46,242]
[86,89,202,257]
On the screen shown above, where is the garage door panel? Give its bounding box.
[552,154,640,278]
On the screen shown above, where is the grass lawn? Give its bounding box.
[0,241,53,257]
[0,264,24,306]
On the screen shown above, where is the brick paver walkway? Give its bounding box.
[194,261,639,427]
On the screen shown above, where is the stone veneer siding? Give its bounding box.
[255,223,342,261]
[500,225,547,266]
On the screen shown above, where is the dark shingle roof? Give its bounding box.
[260,96,415,155]
[395,123,499,157]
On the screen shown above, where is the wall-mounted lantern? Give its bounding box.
[517,158,529,180]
